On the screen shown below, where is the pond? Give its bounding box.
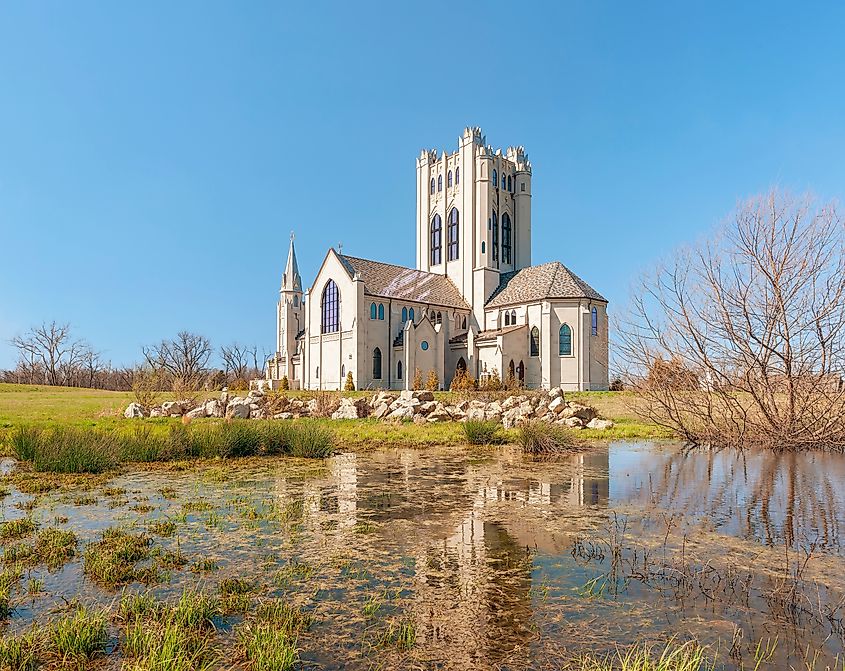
[1,441,843,670]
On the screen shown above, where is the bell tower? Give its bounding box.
[275,233,303,380]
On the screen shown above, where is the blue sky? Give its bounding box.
[2,1,844,370]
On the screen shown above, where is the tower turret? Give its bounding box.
[274,233,304,381]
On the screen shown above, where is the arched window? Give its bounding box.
[559,324,572,356]
[409,308,415,323]
[481,241,485,254]
[378,303,384,320]
[502,174,506,189]
[372,348,382,379]
[502,213,512,264]
[591,307,598,336]
[447,208,459,261]
[492,211,499,262]
[293,295,299,307]
[316,366,319,379]
[455,167,460,184]
[517,360,525,383]
[462,316,467,329]
[430,178,435,195]
[530,326,540,357]
[341,364,345,378]
[447,170,453,188]
[504,311,510,326]
[321,280,340,333]
[507,175,512,191]
[492,169,498,187]
[370,302,377,320]
[436,311,442,325]
[402,307,408,323]
[397,360,402,379]
[437,174,442,192]
[508,360,515,380]
[510,309,516,324]
[430,214,442,265]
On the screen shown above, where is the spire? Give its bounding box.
[281,232,302,293]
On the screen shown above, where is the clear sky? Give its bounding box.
[2,1,844,370]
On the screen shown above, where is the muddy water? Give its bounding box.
[1,441,844,670]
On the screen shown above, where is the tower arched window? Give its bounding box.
[378,303,384,320]
[492,169,498,187]
[502,174,506,189]
[321,280,340,334]
[507,175,512,191]
[462,316,467,329]
[430,214,442,265]
[591,307,599,336]
[502,213,512,264]
[504,311,510,326]
[409,308,415,323]
[437,174,442,192]
[436,311,442,325]
[492,211,499,262]
[510,309,516,324]
[455,167,460,184]
[402,307,408,323]
[430,178,435,195]
[530,326,540,357]
[447,208,459,261]
[370,302,377,320]
[372,347,382,379]
[447,170,453,188]
[559,324,572,356]
[397,360,402,379]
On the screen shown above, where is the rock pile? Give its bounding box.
[124,386,614,430]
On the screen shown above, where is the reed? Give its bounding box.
[462,419,501,445]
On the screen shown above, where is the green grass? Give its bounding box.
[462,419,502,445]
[0,518,37,541]
[0,629,39,671]
[51,607,108,661]
[575,640,712,670]
[83,527,153,587]
[236,599,310,671]
[34,527,78,569]
[518,420,582,454]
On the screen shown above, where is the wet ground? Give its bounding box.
[1,440,844,669]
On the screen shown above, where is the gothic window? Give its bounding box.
[504,311,510,326]
[293,295,299,307]
[321,280,340,333]
[481,241,485,254]
[436,311,442,325]
[397,360,403,379]
[559,324,572,356]
[510,309,516,324]
[430,214,442,265]
[517,360,525,383]
[521,182,525,192]
[409,308,415,323]
[447,170,453,188]
[373,347,382,379]
[447,208,459,261]
[316,366,319,379]
[455,167,460,184]
[502,213,512,264]
[370,302,377,320]
[430,178,435,195]
[508,175,512,191]
[341,364,345,378]
[502,174,506,189]
[437,174,442,192]
[430,310,436,321]
[592,307,598,336]
[492,211,499,262]
[530,326,540,356]
[462,316,467,329]
[378,303,384,320]
[492,169,498,187]
[402,307,408,323]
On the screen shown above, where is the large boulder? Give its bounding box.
[372,402,391,419]
[549,386,563,400]
[204,399,224,418]
[185,405,207,419]
[568,403,597,422]
[226,397,251,419]
[124,402,146,419]
[161,401,183,417]
[418,401,438,416]
[466,407,486,422]
[427,404,452,422]
[331,398,360,420]
[563,416,584,429]
[586,418,614,430]
[387,405,415,421]
[548,396,566,414]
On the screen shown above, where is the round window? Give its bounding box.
[420,341,429,351]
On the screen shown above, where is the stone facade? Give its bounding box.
[267,127,609,391]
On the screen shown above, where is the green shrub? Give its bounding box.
[216,421,261,458]
[261,422,289,456]
[30,427,117,473]
[462,420,501,445]
[517,420,579,454]
[9,426,41,463]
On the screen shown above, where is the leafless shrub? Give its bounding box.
[618,190,845,450]
[143,331,212,389]
[132,367,163,410]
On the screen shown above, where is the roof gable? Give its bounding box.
[485,261,606,308]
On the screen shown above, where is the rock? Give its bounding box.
[501,396,518,411]
[447,406,466,421]
[549,386,563,400]
[226,398,251,419]
[387,405,415,421]
[586,418,614,430]
[502,408,521,429]
[372,402,391,419]
[418,401,438,416]
[161,401,182,416]
[569,403,597,422]
[274,412,294,420]
[466,407,486,422]
[204,399,223,418]
[563,416,584,429]
[534,404,549,419]
[185,406,207,419]
[427,404,452,422]
[487,401,502,415]
[415,390,435,403]
[124,402,145,419]
[484,410,502,423]
[412,414,428,425]
[456,400,470,412]
[332,398,360,420]
[148,407,163,418]
[548,396,566,413]
[468,400,486,411]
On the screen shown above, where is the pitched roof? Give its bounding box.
[485,261,606,308]
[476,324,525,341]
[338,255,470,309]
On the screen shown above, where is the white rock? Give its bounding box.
[387,405,415,421]
[549,387,563,400]
[124,402,145,419]
[185,406,207,419]
[226,398,251,419]
[548,396,566,413]
[149,408,163,418]
[563,416,584,429]
[161,401,182,416]
[586,418,614,430]
[372,402,391,419]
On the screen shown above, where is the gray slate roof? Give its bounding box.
[338,255,470,309]
[485,261,606,308]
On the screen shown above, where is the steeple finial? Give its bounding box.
[281,233,302,293]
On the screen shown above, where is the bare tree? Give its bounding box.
[618,190,845,451]
[220,342,252,381]
[10,321,83,386]
[142,331,212,385]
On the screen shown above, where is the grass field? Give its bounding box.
[0,383,672,450]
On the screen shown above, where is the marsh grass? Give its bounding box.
[0,629,39,671]
[236,599,310,671]
[51,607,108,662]
[83,527,153,587]
[462,419,502,445]
[149,519,177,537]
[13,426,118,473]
[0,518,36,541]
[374,619,416,650]
[575,640,712,671]
[34,527,78,569]
[517,420,582,454]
